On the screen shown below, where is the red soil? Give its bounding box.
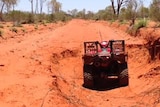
[0,19,159,107]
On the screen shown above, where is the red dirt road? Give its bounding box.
[0,19,160,107]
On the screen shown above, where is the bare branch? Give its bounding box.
[110,0,130,17]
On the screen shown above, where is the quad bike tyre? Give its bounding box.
[83,64,94,88]
[119,69,129,86]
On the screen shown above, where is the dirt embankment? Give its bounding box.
[0,19,160,107]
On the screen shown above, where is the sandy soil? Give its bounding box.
[0,19,160,107]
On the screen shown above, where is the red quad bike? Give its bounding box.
[82,40,129,89]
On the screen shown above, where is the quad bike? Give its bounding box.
[82,40,129,89]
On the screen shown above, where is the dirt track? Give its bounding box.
[0,19,160,107]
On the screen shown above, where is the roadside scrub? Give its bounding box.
[127,19,148,36]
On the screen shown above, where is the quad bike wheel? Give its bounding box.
[83,64,94,88]
[119,69,129,86]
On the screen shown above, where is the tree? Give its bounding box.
[149,0,160,21]
[40,0,46,14]
[29,0,33,14]
[5,0,18,12]
[35,0,39,14]
[96,10,107,20]
[68,9,78,17]
[0,0,18,21]
[48,0,61,14]
[105,6,115,20]
[85,11,94,19]
[124,0,143,25]
[138,6,149,18]
[110,0,129,18]
[76,9,86,19]
[0,1,5,21]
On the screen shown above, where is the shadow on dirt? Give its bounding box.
[147,37,160,60]
[83,78,128,91]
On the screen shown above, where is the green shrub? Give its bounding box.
[41,20,47,26]
[127,19,148,36]
[109,19,116,25]
[119,20,127,25]
[134,19,148,30]
[10,27,18,33]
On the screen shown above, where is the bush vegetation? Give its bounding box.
[10,27,18,33]
[135,19,148,29]
[0,0,157,25]
[0,30,3,37]
[127,19,148,36]
[0,0,158,37]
